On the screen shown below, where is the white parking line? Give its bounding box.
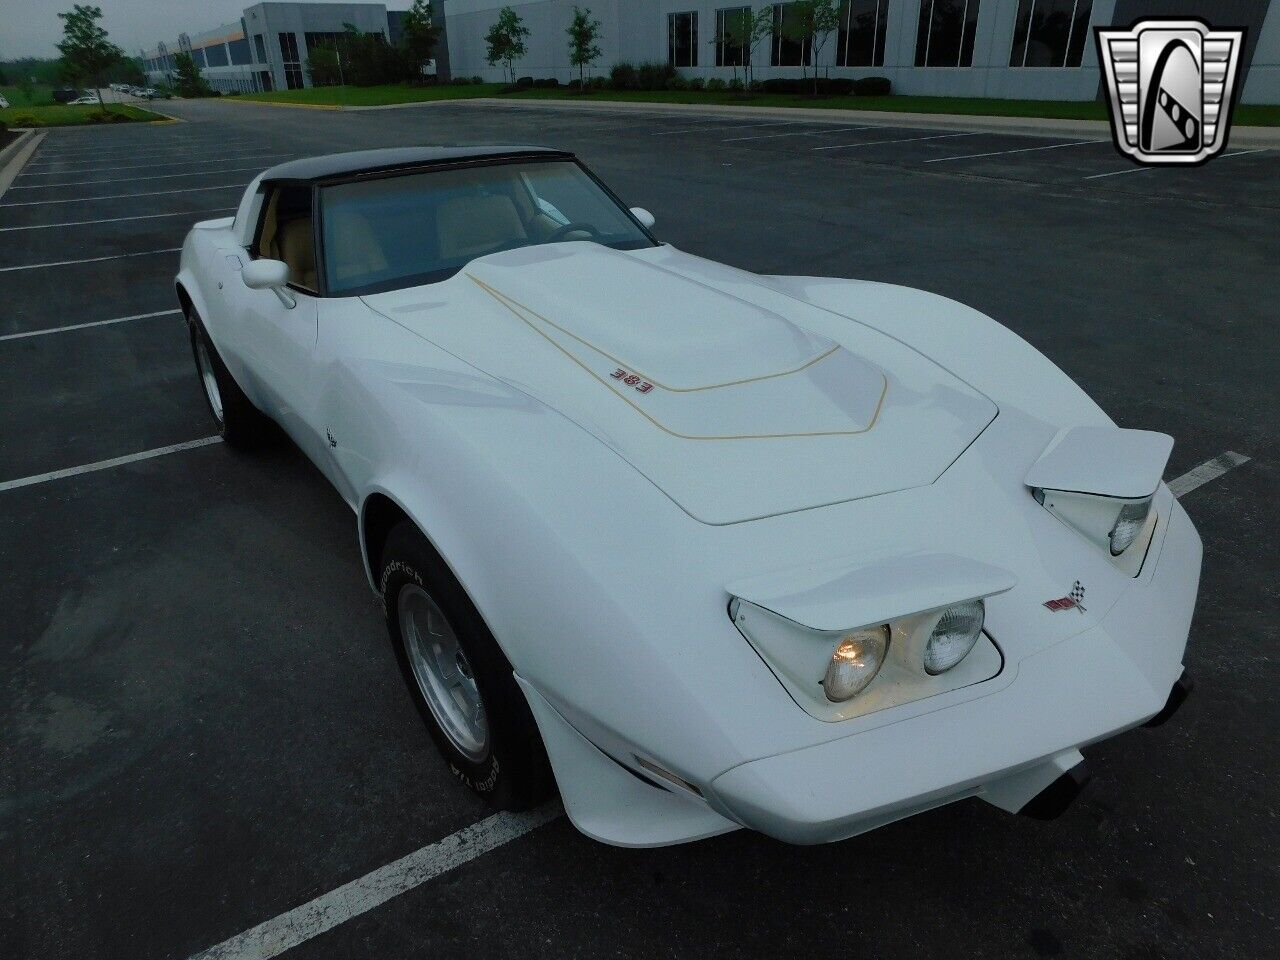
[812,132,979,151]
[0,183,245,206]
[924,139,1110,163]
[653,120,801,136]
[0,247,181,272]
[1168,451,1251,498]
[21,153,289,174]
[0,309,181,341]
[1083,148,1269,179]
[0,437,223,494]
[723,125,877,142]
[32,142,256,159]
[188,805,561,960]
[7,165,268,189]
[0,208,236,232]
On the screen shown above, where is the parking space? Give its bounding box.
[2,100,1276,960]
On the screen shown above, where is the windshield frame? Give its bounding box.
[310,155,659,298]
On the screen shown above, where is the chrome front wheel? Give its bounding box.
[398,584,489,762]
[194,338,224,425]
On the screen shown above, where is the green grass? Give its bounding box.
[0,104,166,127]
[227,81,1280,126]
[234,83,506,106]
[1,84,56,107]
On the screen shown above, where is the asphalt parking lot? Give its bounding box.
[2,99,1276,960]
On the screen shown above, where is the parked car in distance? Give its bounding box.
[52,87,79,103]
[68,94,102,105]
[0,95,9,109]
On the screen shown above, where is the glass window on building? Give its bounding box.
[192,47,207,68]
[229,38,252,65]
[204,44,229,68]
[279,32,304,88]
[915,0,981,66]
[771,3,812,67]
[715,7,749,67]
[1009,0,1093,67]
[254,34,267,63]
[668,11,698,68]
[836,0,888,67]
[305,32,348,55]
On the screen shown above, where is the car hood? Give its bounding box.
[363,243,997,524]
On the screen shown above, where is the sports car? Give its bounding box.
[176,146,1200,847]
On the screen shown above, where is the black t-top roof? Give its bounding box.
[261,146,572,183]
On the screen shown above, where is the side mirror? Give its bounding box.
[242,258,296,308]
[242,258,290,290]
[630,207,656,230]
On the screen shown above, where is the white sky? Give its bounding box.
[0,0,412,59]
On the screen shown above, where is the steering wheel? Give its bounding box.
[546,221,602,242]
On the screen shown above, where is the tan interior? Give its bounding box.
[324,207,389,284]
[436,194,528,261]
[277,218,317,291]
[255,188,317,292]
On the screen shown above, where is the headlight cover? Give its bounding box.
[1033,487,1156,572]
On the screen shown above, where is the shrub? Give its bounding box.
[590,75,606,90]
[516,75,534,88]
[537,77,561,88]
[636,61,675,90]
[828,78,855,95]
[609,61,637,90]
[10,113,41,127]
[665,74,688,91]
[687,77,705,90]
[728,77,744,92]
[471,76,484,84]
[450,75,471,85]
[706,77,726,91]
[854,76,891,96]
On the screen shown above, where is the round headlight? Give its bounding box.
[924,600,984,675]
[1109,498,1152,555]
[823,626,888,701]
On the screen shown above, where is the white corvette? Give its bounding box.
[177,147,1200,847]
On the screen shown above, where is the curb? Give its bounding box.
[220,97,342,111]
[0,129,46,201]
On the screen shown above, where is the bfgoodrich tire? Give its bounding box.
[185,307,274,449]
[379,520,552,810]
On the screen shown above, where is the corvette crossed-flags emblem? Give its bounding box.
[1044,581,1088,614]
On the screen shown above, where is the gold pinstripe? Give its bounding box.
[467,273,888,441]
[469,273,840,392]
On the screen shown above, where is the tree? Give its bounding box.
[485,7,529,84]
[565,6,601,91]
[339,24,410,86]
[721,5,774,89]
[400,0,440,81]
[56,5,123,111]
[785,0,840,95]
[306,45,343,87]
[172,51,212,97]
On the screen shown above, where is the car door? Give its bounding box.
[233,181,325,464]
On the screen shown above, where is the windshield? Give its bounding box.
[318,160,654,296]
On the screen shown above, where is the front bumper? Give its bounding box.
[709,501,1202,845]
